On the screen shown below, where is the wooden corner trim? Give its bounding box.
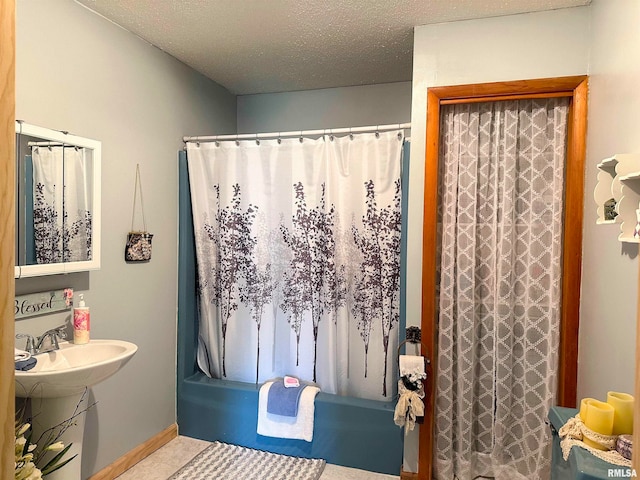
[0,2,16,480]
[401,467,420,480]
[420,75,587,479]
[428,75,588,101]
[88,424,178,480]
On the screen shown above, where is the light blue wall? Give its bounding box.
[407,6,591,474]
[578,0,640,401]
[237,82,412,133]
[15,0,236,477]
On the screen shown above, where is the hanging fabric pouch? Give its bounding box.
[125,164,153,262]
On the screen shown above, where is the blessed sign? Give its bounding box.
[15,289,74,320]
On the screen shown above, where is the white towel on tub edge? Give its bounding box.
[257,381,320,442]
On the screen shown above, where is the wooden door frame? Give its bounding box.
[419,76,588,480]
[0,1,15,479]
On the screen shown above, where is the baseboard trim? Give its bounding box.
[88,423,178,480]
[400,468,419,480]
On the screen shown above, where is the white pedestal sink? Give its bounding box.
[15,339,137,480]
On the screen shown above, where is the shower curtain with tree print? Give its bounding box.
[187,131,403,401]
[434,98,570,480]
[32,146,92,263]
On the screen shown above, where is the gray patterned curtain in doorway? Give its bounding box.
[434,98,570,480]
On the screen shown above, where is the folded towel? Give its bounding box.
[257,381,320,442]
[267,379,305,417]
[15,348,31,362]
[15,357,37,371]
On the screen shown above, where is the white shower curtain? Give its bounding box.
[187,131,403,401]
[32,146,92,263]
[434,99,569,479]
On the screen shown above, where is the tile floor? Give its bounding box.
[114,436,400,480]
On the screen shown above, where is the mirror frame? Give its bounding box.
[15,121,101,278]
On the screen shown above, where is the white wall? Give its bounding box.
[578,0,640,401]
[237,82,412,133]
[407,6,590,473]
[15,0,236,477]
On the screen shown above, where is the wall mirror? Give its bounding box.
[14,121,101,278]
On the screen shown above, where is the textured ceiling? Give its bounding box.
[75,0,591,95]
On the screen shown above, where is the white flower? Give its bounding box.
[17,423,30,437]
[15,436,26,448]
[15,461,42,480]
[45,442,65,451]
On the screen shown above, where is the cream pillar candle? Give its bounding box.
[607,392,634,435]
[584,400,615,450]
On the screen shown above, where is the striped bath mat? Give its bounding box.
[169,441,326,480]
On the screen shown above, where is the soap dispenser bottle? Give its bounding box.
[73,294,90,344]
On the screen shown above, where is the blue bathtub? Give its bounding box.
[178,373,403,474]
[177,153,404,475]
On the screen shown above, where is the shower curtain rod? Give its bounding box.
[183,122,411,143]
[27,141,79,147]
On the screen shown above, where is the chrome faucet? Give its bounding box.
[16,333,37,355]
[16,325,67,355]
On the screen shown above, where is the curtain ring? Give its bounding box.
[196,141,200,148]
[349,127,354,140]
[375,126,380,139]
[299,132,303,143]
[277,133,282,144]
[215,140,220,147]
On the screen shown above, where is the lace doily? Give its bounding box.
[394,379,425,435]
[558,414,632,467]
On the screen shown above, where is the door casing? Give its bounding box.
[419,76,588,480]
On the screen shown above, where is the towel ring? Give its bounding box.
[397,326,430,371]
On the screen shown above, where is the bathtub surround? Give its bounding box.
[178,153,403,474]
